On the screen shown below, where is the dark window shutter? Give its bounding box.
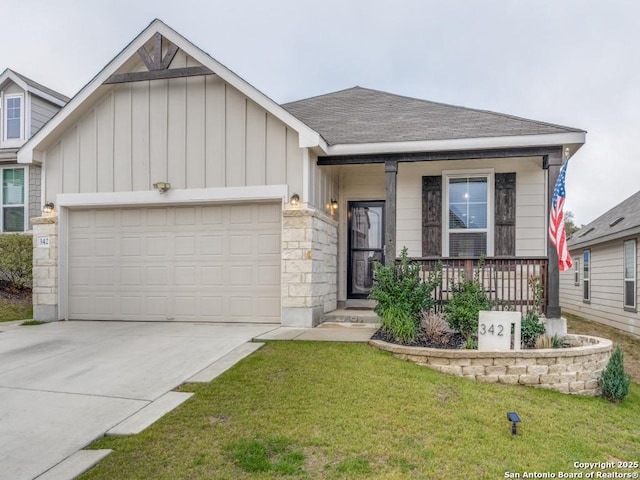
[422,176,442,256]
[494,172,516,256]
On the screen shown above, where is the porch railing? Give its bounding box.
[407,257,548,315]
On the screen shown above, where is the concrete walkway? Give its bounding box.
[254,321,379,342]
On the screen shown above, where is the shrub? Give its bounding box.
[0,234,32,290]
[369,247,441,322]
[381,304,418,343]
[420,311,452,345]
[443,276,492,340]
[600,345,630,403]
[521,310,547,348]
[535,334,562,349]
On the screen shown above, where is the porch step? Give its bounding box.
[324,308,381,324]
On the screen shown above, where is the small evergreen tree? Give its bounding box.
[600,345,630,403]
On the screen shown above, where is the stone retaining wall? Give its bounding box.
[370,335,613,396]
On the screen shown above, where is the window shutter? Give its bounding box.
[494,172,516,256]
[422,176,442,256]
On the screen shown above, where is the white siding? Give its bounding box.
[396,157,546,257]
[44,75,303,197]
[560,237,640,337]
[308,152,338,213]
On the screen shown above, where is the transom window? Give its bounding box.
[623,240,636,310]
[1,168,26,232]
[4,94,24,141]
[444,172,493,257]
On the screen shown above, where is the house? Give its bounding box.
[560,191,640,337]
[0,69,69,232]
[20,19,586,325]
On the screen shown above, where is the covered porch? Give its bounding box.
[324,145,567,319]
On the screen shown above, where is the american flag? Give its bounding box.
[549,159,572,271]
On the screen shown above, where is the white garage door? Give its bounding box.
[68,203,281,323]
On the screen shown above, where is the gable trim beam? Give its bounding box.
[103,66,214,84]
[317,146,563,165]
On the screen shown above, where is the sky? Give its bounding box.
[3,0,637,226]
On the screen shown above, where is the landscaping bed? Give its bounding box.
[370,334,613,396]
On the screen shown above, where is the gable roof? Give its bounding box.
[283,86,585,155]
[18,19,325,164]
[0,68,69,106]
[568,190,640,249]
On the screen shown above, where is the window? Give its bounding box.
[624,240,636,310]
[444,171,493,257]
[4,94,24,141]
[574,258,580,286]
[1,168,26,232]
[583,250,590,302]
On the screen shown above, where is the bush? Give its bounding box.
[521,310,547,348]
[381,304,418,343]
[600,345,630,403]
[0,234,32,290]
[369,247,441,321]
[443,277,492,340]
[420,311,452,345]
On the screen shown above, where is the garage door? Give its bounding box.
[68,203,281,323]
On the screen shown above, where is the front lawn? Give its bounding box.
[82,342,640,479]
[0,294,32,322]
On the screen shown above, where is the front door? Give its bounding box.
[347,201,385,298]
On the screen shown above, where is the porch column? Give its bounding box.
[385,160,397,266]
[546,150,562,319]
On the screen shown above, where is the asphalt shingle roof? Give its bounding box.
[5,69,70,103]
[282,86,584,146]
[569,190,640,248]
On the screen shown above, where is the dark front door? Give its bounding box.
[347,201,385,298]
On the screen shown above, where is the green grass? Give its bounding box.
[0,297,32,322]
[20,320,45,326]
[81,342,640,480]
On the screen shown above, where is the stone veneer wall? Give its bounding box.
[29,165,41,223]
[31,215,58,321]
[281,208,338,327]
[370,335,613,396]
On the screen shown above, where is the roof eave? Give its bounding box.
[568,226,640,250]
[18,19,323,164]
[322,131,585,157]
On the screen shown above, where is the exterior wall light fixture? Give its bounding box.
[290,193,300,206]
[153,182,171,194]
[330,199,338,210]
[43,202,55,214]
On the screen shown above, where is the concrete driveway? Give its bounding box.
[0,321,277,480]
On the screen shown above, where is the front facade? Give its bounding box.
[21,20,585,325]
[0,69,68,232]
[560,191,640,337]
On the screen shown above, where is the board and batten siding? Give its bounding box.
[31,96,60,137]
[43,74,303,199]
[396,157,547,257]
[308,152,338,213]
[560,237,640,337]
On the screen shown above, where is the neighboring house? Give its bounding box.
[19,20,586,324]
[0,69,69,232]
[560,191,640,337]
